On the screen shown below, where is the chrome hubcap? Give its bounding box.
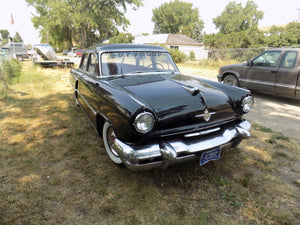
[107,127,119,157]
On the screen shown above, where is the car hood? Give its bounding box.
[220,62,247,71]
[109,74,238,132]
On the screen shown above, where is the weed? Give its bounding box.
[266,133,290,144]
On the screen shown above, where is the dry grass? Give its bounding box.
[0,62,299,224]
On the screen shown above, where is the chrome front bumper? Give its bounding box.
[113,120,251,171]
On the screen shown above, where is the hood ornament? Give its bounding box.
[203,109,211,122]
[195,109,215,122]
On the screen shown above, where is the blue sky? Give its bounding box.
[1,0,299,44]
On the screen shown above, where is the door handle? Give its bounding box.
[271,70,277,74]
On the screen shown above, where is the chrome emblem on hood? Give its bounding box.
[203,109,211,122]
[195,109,215,122]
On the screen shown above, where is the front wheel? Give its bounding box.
[223,74,239,86]
[102,121,123,165]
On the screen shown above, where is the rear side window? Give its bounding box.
[280,51,297,68]
[87,53,99,75]
[79,53,88,70]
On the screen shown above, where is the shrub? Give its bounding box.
[0,58,21,95]
[169,48,186,63]
[189,50,196,61]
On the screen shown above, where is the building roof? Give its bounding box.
[134,34,202,46]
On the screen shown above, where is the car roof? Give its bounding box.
[86,43,168,53]
[266,48,300,52]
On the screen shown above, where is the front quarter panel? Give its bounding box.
[201,79,252,114]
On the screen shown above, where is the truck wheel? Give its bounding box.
[223,74,239,86]
[16,56,23,61]
[102,121,123,165]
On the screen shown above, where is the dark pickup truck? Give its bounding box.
[218,48,300,98]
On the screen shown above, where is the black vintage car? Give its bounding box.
[70,44,254,171]
[218,48,300,98]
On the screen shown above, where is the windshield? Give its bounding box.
[101,51,178,76]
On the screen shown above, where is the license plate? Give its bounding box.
[200,148,221,166]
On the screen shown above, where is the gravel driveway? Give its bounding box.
[244,92,300,141]
[179,66,300,142]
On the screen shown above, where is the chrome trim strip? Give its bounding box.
[195,112,216,118]
[184,127,220,137]
[77,91,97,115]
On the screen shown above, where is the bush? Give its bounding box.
[189,50,196,61]
[169,48,186,63]
[0,58,21,95]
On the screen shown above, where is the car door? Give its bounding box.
[77,52,100,128]
[276,50,299,97]
[245,50,282,93]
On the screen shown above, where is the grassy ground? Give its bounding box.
[0,62,299,224]
[178,62,219,79]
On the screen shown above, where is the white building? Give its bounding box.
[134,34,208,60]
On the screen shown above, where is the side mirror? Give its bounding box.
[247,61,253,67]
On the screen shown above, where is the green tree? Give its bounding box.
[152,0,204,39]
[0,29,9,44]
[25,0,143,49]
[14,32,23,43]
[265,22,300,47]
[213,0,263,34]
[204,0,264,49]
[109,33,134,44]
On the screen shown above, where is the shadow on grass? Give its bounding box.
[0,78,299,225]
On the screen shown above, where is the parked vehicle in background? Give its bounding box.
[1,42,29,61]
[70,44,254,171]
[67,48,77,57]
[32,43,74,68]
[76,49,85,57]
[218,48,300,98]
[63,50,69,55]
[0,48,11,62]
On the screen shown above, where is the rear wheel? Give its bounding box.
[102,121,123,165]
[16,55,23,61]
[223,74,239,86]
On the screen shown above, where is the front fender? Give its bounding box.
[97,81,153,143]
[221,70,241,81]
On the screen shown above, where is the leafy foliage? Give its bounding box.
[203,0,300,49]
[265,22,300,47]
[152,0,204,40]
[168,48,186,63]
[213,0,263,34]
[0,30,9,43]
[0,58,21,95]
[14,32,23,43]
[0,30,24,45]
[25,0,143,50]
[109,33,134,44]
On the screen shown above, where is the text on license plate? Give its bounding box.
[200,148,222,166]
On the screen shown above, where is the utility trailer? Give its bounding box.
[32,44,74,68]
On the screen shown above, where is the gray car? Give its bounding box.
[217,48,300,98]
[1,42,29,61]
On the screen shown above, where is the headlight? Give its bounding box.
[242,96,254,113]
[134,112,155,134]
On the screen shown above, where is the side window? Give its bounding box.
[280,51,297,68]
[87,53,99,75]
[253,51,281,67]
[79,53,88,70]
